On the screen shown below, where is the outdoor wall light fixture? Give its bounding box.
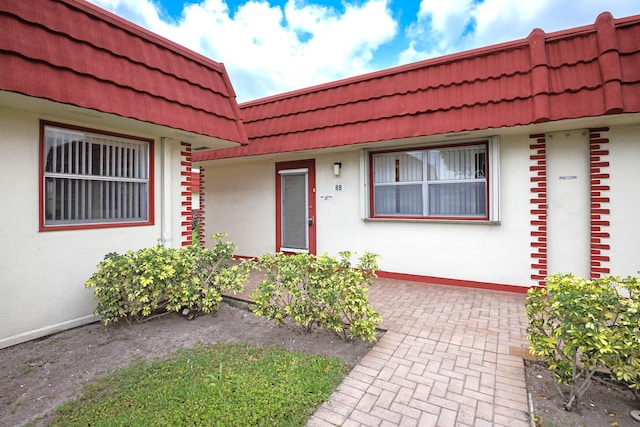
[333,162,342,176]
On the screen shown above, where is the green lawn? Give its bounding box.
[47,343,347,426]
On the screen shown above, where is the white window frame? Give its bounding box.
[40,121,153,231]
[361,137,500,222]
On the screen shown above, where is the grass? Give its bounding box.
[47,343,347,426]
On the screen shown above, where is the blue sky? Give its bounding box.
[88,0,640,102]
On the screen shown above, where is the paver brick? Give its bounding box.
[438,367,466,381]
[446,390,479,408]
[340,376,370,393]
[355,391,378,413]
[375,388,397,409]
[372,378,401,393]
[408,397,441,415]
[496,374,526,388]
[417,411,439,427]
[395,386,415,404]
[494,392,528,408]
[461,388,493,404]
[350,409,382,426]
[438,407,458,427]
[338,382,368,399]
[399,415,419,427]
[495,381,527,397]
[457,403,477,425]
[464,374,480,391]
[494,402,530,419]
[389,374,422,389]
[353,364,381,379]
[313,406,348,425]
[327,392,359,415]
[473,418,494,427]
[409,361,427,376]
[305,417,332,427]
[426,395,460,412]
[429,380,449,397]
[493,413,529,426]
[475,400,494,421]
[389,401,423,420]
[377,365,396,381]
[479,372,495,388]
[361,354,392,371]
[306,280,529,427]
[389,354,414,367]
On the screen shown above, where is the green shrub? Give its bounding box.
[251,251,381,342]
[526,273,640,410]
[191,220,201,247]
[85,234,252,324]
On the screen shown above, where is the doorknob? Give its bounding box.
[308,217,313,226]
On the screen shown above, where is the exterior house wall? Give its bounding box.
[0,0,245,348]
[0,107,188,348]
[204,134,538,288]
[196,13,640,292]
[202,123,640,289]
[203,160,276,255]
[608,124,640,276]
[545,130,591,278]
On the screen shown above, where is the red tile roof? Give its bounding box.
[191,170,201,192]
[0,0,247,145]
[195,12,640,161]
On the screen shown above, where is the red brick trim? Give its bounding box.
[529,133,547,286]
[366,271,530,293]
[198,168,205,247]
[180,142,193,246]
[589,128,611,277]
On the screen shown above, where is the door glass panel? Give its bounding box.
[281,173,307,250]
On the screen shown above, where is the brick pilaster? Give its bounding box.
[589,128,611,278]
[180,142,193,246]
[529,134,547,286]
[198,167,205,247]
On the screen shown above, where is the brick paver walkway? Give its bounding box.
[305,278,531,427]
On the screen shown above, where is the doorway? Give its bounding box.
[275,160,316,254]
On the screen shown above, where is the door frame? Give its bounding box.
[275,159,316,254]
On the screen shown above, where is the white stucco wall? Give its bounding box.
[203,136,535,288]
[202,123,640,289]
[608,124,640,277]
[545,130,591,278]
[0,107,184,348]
[203,160,276,255]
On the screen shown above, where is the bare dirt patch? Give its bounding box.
[525,359,639,427]
[0,299,378,427]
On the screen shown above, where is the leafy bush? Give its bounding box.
[251,251,381,342]
[85,234,252,324]
[526,273,640,410]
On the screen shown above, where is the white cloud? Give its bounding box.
[398,0,640,65]
[85,0,640,100]
[88,0,398,102]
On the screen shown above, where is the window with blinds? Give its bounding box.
[41,123,152,229]
[371,143,488,219]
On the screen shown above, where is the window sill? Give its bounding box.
[363,218,501,225]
